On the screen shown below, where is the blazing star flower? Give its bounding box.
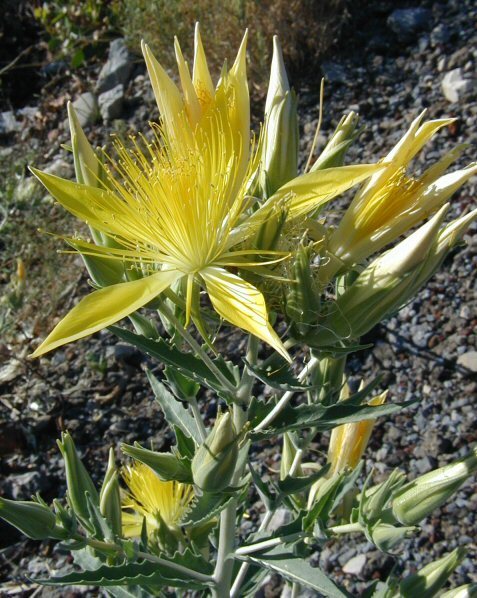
[328,111,477,267]
[121,462,194,538]
[31,27,379,360]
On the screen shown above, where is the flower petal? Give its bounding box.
[192,23,215,107]
[31,270,182,357]
[202,266,290,362]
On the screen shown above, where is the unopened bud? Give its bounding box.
[99,448,122,537]
[311,112,361,171]
[286,243,320,336]
[0,497,64,540]
[121,443,192,483]
[57,432,98,523]
[441,583,477,598]
[400,548,465,598]
[392,446,477,526]
[192,412,238,492]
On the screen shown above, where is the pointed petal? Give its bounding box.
[142,41,184,130]
[265,35,289,116]
[31,270,182,357]
[419,162,477,213]
[67,101,100,187]
[202,266,290,362]
[192,23,215,108]
[174,37,201,125]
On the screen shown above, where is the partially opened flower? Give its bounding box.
[31,27,380,360]
[328,111,477,267]
[121,462,194,538]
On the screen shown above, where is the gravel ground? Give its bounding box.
[0,0,476,595]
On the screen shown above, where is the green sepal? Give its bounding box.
[180,492,235,527]
[121,443,193,483]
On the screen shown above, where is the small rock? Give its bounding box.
[99,84,125,121]
[442,68,474,103]
[430,23,451,47]
[457,351,477,372]
[343,554,366,576]
[96,38,133,94]
[0,360,23,384]
[43,158,74,179]
[387,8,432,42]
[72,92,98,127]
[0,111,21,135]
[3,471,47,500]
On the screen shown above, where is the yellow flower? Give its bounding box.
[328,111,477,266]
[30,28,380,360]
[121,462,194,538]
[328,385,387,475]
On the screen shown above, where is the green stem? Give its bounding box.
[327,522,363,535]
[234,532,307,556]
[253,356,319,432]
[236,335,259,404]
[189,396,207,442]
[212,498,238,597]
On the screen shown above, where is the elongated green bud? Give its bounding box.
[192,412,238,492]
[99,448,122,537]
[57,432,99,523]
[311,112,361,171]
[0,497,65,540]
[286,243,320,336]
[441,583,477,598]
[392,446,477,525]
[121,443,192,483]
[400,548,465,598]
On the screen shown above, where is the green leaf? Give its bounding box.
[173,426,196,459]
[146,370,202,444]
[110,326,237,396]
[71,48,85,68]
[277,465,331,496]
[165,366,200,400]
[239,546,351,597]
[37,549,212,590]
[309,342,374,356]
[181,492,235,527]
[244,358,313,391]
[250,393,416,440]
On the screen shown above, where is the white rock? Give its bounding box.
[99,84,124,121]
[96,38,133,94]
[441,69,473,103]
[343,554,366,575]
[457,351,477,372]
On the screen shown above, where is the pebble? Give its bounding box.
[457,351,477,372]
[71,92,99,127]
[387,8,432,42]
[343,554,367,576]
[442,68,474,103]
[99,84,125,121]
[96,38,133,95]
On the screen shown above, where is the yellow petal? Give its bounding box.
[142,41,184,132]
[31,269,182,357]
[192,23,215,110]
[174,37,201,125]
[201,266,290,362]
[231,163,383,245]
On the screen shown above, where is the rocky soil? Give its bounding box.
[0,0,476,596]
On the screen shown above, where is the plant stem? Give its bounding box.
[230,510,273,597]
[160,303,236,396]
[234,531,306,556]
[253,356,319,432]
[288,448,303,477]
[236,335,259,404]
[212,498,238,597]
[189,396,207,442]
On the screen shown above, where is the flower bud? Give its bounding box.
[285,243,320,336]
[121,443,192,483]
[99,448,122,537]
[392,446,477,526]
[318,205,449,343]
[259,36,298,197]
[0,497,64,540]
[311,111,361,171]
[192,412,239,492]
[400,548,465,598]
[441,583,477,598]
[57,432,98,523]
[370,522,416,553]
[328,383,387,474]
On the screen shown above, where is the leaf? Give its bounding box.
[71,49,85,68]
[121,443,192,483]
[110,326,237,396]
[250,394,416,440]
[181,492,235,527]
[164,366,200,400]
[173,426,196,459]
[244,358,313,391]
[146,370,202,444]
[35,554,210,589]
[239,546,351,597]
[277,465,331,496]
[307,342,374,356]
